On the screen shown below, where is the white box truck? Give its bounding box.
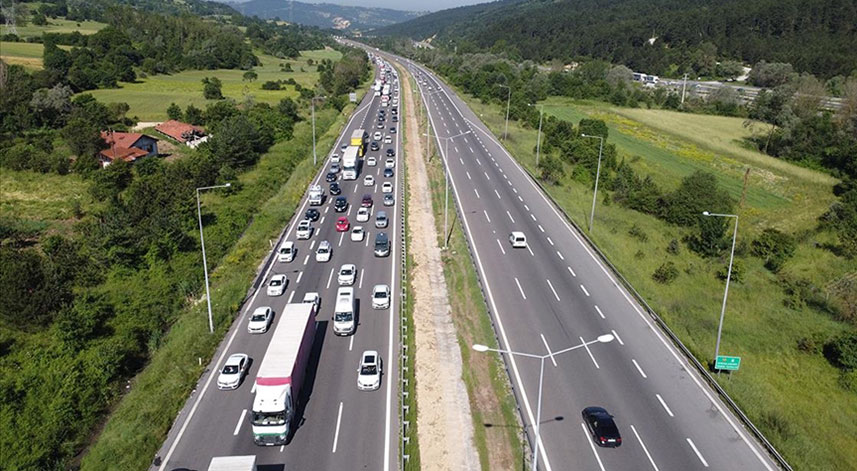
[251,303,317,446]
[308,184,324,206]
[342,146,359,181]
[333,287,355,336]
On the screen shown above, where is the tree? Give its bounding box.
[202,77,223,100]
[167,103,183,121]
[538,154,564,184]
[791,74,827,120]
[242,70,258,82]
[751,228,796,272]
[686,215,729,257]
[717,60,744,81]
[29,84,73,127]
[207,114,261,168]
[606,65,633,87]
[62,117,104,158]
[824,332,857,371]
[184,104,204,125]
[661,171,732,226]
[748,61,795,88]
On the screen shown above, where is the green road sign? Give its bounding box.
[715,355,741,371]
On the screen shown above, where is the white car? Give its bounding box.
[351,226,365,242]
[302,292,320,310]
[357,350,382,391]
[266,274,287,296]
[278,241,295,262]
[367,156,377,167]
[381,182,393,194]
[509,231,527,248]
[316,240,332,262]
[296,220,313,240]
[356,207,371,223]
[385,158,395,169]
[364,175,375,186]
[331,153,340,164]
[217,353,249,390]
[247,306,273,334]
[384,136,392,144]
[375,210,388,229]
[372,284,390,309]
[338,264,357,286]
[373,131,382,141]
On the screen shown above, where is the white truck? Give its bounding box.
[251,303,317,446]
[341,146,359,181]
[308,184,324,205]
[208,456,256,471]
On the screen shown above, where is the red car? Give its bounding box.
[335,217,350,232]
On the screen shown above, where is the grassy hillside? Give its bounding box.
[230,0,423,31]
[2,17,107,38]
[454,90,856,470]
[85,48,341,121]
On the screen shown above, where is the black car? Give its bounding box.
[329,182,341,195]
[384,168,394,178]
[361,193,373,207]
[386,148,395,157]
[582,407,622,448]
[378,116,385,122]
[370,142,380,151]
[305,208,320,221]
[389,127,396,134]
[333,196,348,212]
[392,116,398,122]
[326,172,337,183]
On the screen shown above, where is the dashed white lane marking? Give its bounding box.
[358,269,364,289]
[507,179,513,186]
[474,188,480,198]
[506,210,515,223]
[513,187,518,193]
[469,146,474,152]
[611,329,624,345]
[466,171,472,180]
[687,438,709,467]
[524,204,530,211]
[581,336,600,368]
[497,239,506,255]
[319,216,325,225]
[484,171,491,181]
[338,232,344,247]
[581,423,607,471]
[233,409,247,436]
[631,425,660,471]
[527,245,535,257]
[476,158,482,165]
[483,210,491,223]
[547,237,554,246]
[287,291,295,303]
[454,146,459,153]
[632,359,648,378]
[324,206,329,214]
[580,284,590,296]
[656,394,674,417]
[530,213,537,221]
[349,334,354,351]
[459,157,464,165]
[538,224,545,232]
[495,189,502,199]
[518,195,523,202]
[303,254,310,265]
[547,279,561,301]
[556,251,564,261]
[514,277,527,300]
[296,271,303,284]
[326,267,335,289]
[310,240,316,251]
[594,305,605,319]
[332,402,344,453]
[567,266,576,277]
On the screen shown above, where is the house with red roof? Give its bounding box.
[155,120,209,148]
[99,131,159,167]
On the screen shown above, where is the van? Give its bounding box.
[278,241,295,262]
[509,231,527,248]
[374,232,390,257]
[333,287,355,336]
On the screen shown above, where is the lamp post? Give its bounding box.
[423,130,472,249]
[580,134,605,232]
[702,211,739,366]
[473,334,615,471]
[196,183,232,334]
[311,95,326,166]
[497,84,511,141]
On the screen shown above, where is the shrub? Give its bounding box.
[824,332,857,371]
[628,224,648,242]
[202,77,223,100]
[652,262,679,284]
[261,81,281,90]
[667,238,680,255]
[779,274,818,310]
[716,258,745,283]
[752,228,796,272]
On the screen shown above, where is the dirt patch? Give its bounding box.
[400,65,480,470]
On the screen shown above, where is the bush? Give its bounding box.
[667,238,680,255]
[779,274,818,310]
[752,228,796,272]
[652,262,679,284]
[715,258,745,283]
[202,77,223,100]
[628,224,648,242]
[824,332,857,371]
[261,81,281,90]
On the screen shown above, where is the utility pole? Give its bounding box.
[681,73,689,105]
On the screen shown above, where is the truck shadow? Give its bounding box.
[292,319,328,440]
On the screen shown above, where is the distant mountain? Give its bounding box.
[226,0,424,31]
[373,0,857,79]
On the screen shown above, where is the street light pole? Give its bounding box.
[581,134,605,231]
[311,96,325,166]
[473,334,615,470]
[535,106,543,167]
[497,84,511,141]
[424,130,471,249]
[196,183,232,334]
[702,211,739,365]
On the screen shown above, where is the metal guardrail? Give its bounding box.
[398,84,414,471]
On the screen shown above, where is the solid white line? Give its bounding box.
[506,210,515,223]
[483,210,491,223]
[332,402,344,453]
[287,291,295,303]
[581,336,600,368]
[631,424,660,471]
[466,171,472,180]
[547,237,554,246]
[358,269,364,289]
[233,409,247,436]
[568,266,576,277]
[474,188,480,198]
[632,359,648,378]
[495,189,502,199]
[326,267,335,289]
[580,284,590,296]
[656,394,675,417]
[547,279,560,302]
[514,277,527,300]
[581,422,607,471]
[687,438,709,467]
[497,239,506,255]
[556,251,564,261]
[612,329,624,345]
[296,271,303,284]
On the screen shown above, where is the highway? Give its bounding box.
[364,44,782,471]
[153,61,401,471]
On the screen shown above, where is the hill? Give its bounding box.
[227,0,423,31]
[373,0,857,79]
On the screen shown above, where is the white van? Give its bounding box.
[509,231,527,248]
[333,287,355,336]
[278,241,295,262]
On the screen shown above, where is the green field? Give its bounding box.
[0,169,97,234]
[2,17,106,38]
[457,93,856,470]
[86,49,341,121]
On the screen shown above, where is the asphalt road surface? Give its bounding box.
[153,62,402,471]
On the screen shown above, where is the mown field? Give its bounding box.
[457,93,856,470]
[86,48,342,121]
[3,17,106,38]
